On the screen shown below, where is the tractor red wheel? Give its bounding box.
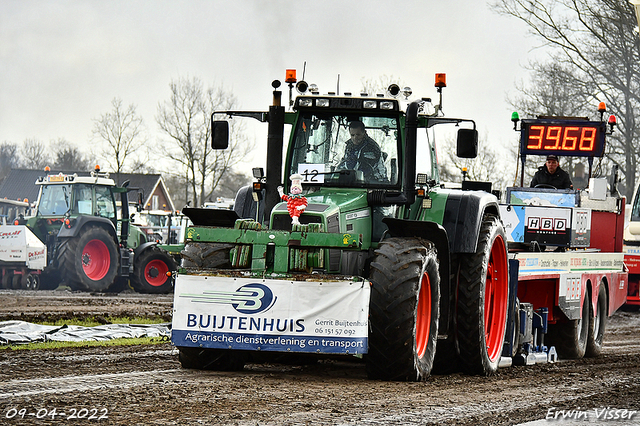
[415,270,433,359]
[144,259,170,286]
[56,226,119,292]
[82,239,111,280]
[456,214,509,375]
[484,232,509,363]
[131,246,176,294]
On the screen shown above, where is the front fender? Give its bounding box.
[134,241,157,258]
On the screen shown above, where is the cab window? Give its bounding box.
[95,186,116,219]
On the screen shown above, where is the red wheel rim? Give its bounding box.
[484,234,508,362]
[416,271,432,359]
[82,239,110,281]
[145,259,169,287]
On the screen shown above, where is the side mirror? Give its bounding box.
[456,128,478,158]
[212,120,229,149]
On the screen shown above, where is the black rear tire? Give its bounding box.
[366,237,440,381]
[57,226,119,292]
[456,215,509,375]
[178,347,247,371]
[586,284,607,357]
[131,246,176,294]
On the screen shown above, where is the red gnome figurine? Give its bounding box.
[278,174,307,225]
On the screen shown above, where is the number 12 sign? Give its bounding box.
[520,119,606,157]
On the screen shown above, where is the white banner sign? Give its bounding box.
[172,275,370,355]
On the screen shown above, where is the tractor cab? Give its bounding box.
[36,176,117,221]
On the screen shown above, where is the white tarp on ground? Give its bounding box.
[0,320,170,345]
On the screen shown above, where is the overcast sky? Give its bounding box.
[0,0,543,176]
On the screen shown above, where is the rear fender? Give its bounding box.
[57,216,118,242]
[443,191,501,254]
[383,218,451,335]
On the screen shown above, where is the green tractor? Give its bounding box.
[172,72,510,380]
[21,168,176,293]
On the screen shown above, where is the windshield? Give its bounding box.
[37,184,71,215]
[288,113,400,187]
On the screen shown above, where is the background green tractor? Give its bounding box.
[24,168,176,293]
[173,73,510,380]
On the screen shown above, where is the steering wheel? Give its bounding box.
[534,184,557,189]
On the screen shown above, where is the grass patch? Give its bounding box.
[36,316,168,327]
[0,336,169,351]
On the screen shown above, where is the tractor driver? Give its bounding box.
[337,121,387,181]
[530,154,573,189]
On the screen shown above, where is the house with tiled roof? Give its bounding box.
[0,168,175,212]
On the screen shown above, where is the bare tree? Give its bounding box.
[360,75,406,97]
[53,143,91,171]
[508,60,597,185]
[156,76,252,207]
[92,97,146,176]
[438,134,513,195]
[0,142,19,185]
[493,0,640,198]
[20,138,48,170]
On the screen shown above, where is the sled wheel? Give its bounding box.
[181,242,233,269]
[586,284,607,357]
[456,214,509,375]
[178,347,246,371]
[26,274,41,291]
[131,246,177,294]
[57,226,119,291]
[1,273,12,289]
[549,289,590,359]
[366,237,440,381]
[508,298,522,357]
[12,274,22,290]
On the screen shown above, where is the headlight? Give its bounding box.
[299,98,313,107]
[380,101,394,110]
[316,98,330,107]
[363,100,377,109]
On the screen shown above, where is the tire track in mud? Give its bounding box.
[0,369,182,399]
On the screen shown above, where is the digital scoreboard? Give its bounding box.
[520,119,606,157]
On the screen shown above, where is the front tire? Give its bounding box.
[456,215,509,375]
[131,246,176,294]
[57,226,120,292]
[366,237,440,381]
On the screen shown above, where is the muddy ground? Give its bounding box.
[1,289,639,426]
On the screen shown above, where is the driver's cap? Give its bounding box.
[546,154,559,162]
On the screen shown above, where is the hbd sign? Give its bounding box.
[527,217,567,232]
[524,206,572,246]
